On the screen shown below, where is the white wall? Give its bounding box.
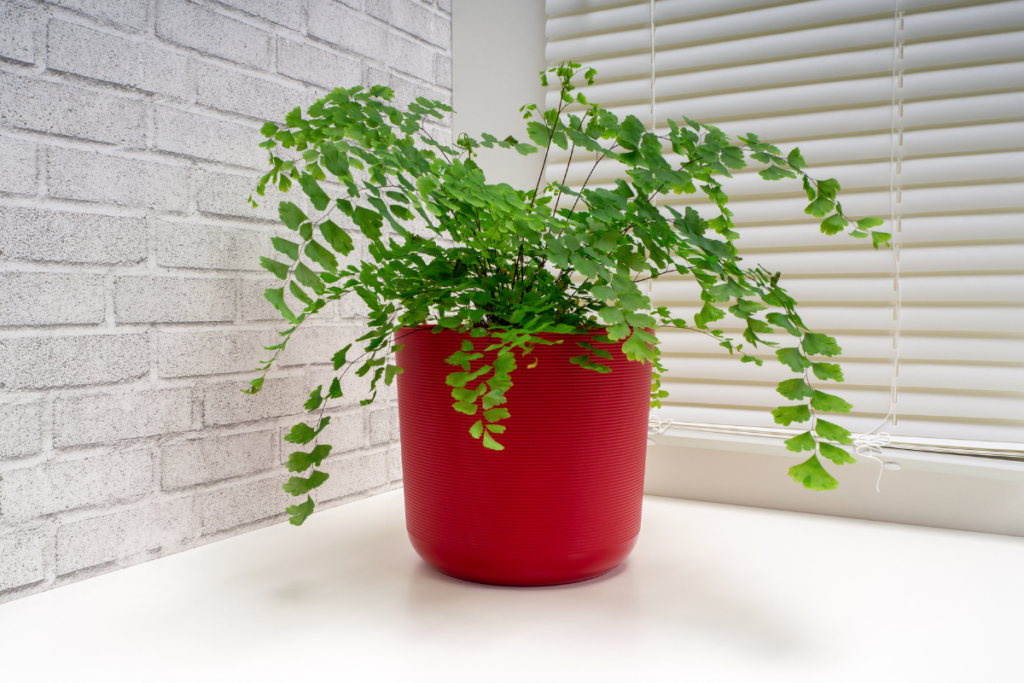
[0,0,452,602]
[452,0,546,190]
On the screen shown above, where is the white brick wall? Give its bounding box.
[0,0,450,602]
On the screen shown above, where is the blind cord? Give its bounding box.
[650,0,656,131]
[853,0,904,491]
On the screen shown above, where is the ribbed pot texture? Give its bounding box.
[395,326,652,586]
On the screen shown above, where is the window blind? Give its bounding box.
[545,0,1024,450]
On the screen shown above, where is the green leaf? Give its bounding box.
[811,362,844,382]
[260,257,290,280]
[279,202,308,231]
[787,147,807,169]
[815,419,853,444]
[242,377,264,395]
[327,377,342,399]
[819,442,856,465]
[286,444,332,472]
[777,378,816,401]
[617,115,645,150]
[772,404,811,426]
[784,430,817,452]
[482,430,505,451]
[598,306,625,324]
[606,322,630,341]
[766,312,800,336]
[817,178,841,198]
[820,213,849,235]
[788,455,838,490]
[622,330,655,363]
[776,347,811,373]
[857,217,885,230]
[304,385,323,411]
[452,401,478,415]
[294,262,325,294]
[286,496,315,526]
[284,417,330,445]
[469,420,484,439]
[271,237,300,260]
[289,280,312,305]
[483,408,509,422]
[320,220,354,255]
[805,196,834,218]
[802,333,842,357]
[298,173,331,211]
[871,231,892,249]
[264,287,296,322]
[332,343,352,371]
[354,206,384,240]
[811,391,853,413]
[282,469,330,496]
[304,240,338,273]
[384,364,404,386]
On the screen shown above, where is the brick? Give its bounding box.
[113,276,236,323]
[322,364,376,408]
[56,496,199,573]
[391,74,451,125]
[0,333,149,390]
[316,409,365,453]
[0,0,37,64]
[0,207,147,265]
[388,32,433,82]
[203,375,307,426]
[51,0,148,31]
[376,0,449,49]
[277,40,361,89]
[308,0,386,62]
[387,444,401,482]
[53,387,195,448]
[157,328,275,378]
[0,72,146,146]
[156,220,270,271]
[338,290,370,319]
[0,401,42,459]
[156,0,271,69]
[279,324,359,367]
[434,52,451,88]
[196,62,310,121]
[368,407,391,445]
[155,107,264,169]
[0,272,105,327]
[436,0,450,13]
[0,528,45,591]
[217,0,304,30]
[162,429,276,489]
[315,449,387,502]
[239,276,339,321]
[0,135,36,195]
[196,169,277,221]
[47,21,193,101]
[47,147,191,212]
[0,450,154,523]
[197,475,288,535]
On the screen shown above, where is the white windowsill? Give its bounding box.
[649,426,1024,482]
[1,489,1021,681]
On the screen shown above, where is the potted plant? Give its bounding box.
[245,62,889,586]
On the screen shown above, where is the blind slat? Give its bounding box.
[547,0,1024,442]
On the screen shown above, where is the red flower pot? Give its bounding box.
[395,326,652,586]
